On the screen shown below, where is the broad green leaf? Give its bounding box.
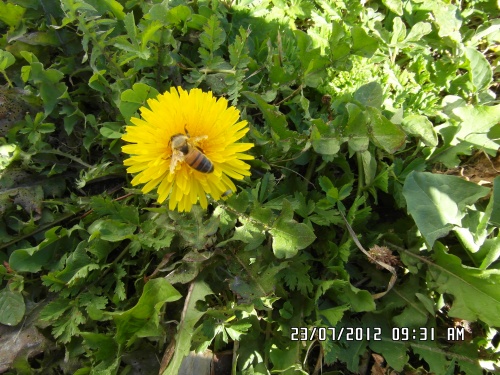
[382,0,403,15]
[318,280,375,312]
[464,47,492,92]
[99,122,123,139]
[488,176,500,227]
[111,278,181,346]
[120,83,159,122]
[453,104,500,153]
[404,22,432,43]
[432,2,462,42]
[0,50,15,71]
[345,103,369,152]
[479,236,500,270]
[88,219,137,242]
[354,82,383,109]
[401,114,438,147]
[391,17,406,45]
[366,107,406,153]
[311,119,340,155]
[162,281,213,375]
[270,200,316,258]
[269,343,303,373]
[0,290,25,326]
[428,243,500,327]
[0,2,25,27]
[166,5,191,26]
[9,227,66,273]
[403,172,490,248]
[351,26,378,58]
[85,0,125,20]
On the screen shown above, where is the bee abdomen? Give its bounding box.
[187,151,214,173]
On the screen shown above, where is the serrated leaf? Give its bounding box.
[90,196,140,225]
[111,278,181,346]
[428,243,500,327]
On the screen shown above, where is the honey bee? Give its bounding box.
[169,128,214,174]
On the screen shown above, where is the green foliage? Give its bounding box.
[0,0,499,373]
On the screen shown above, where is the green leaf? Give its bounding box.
[0,2,25,27]
[166,5,192,26]
[90,196,139,225]
[401,114,438,147]
[120,83,159,122]
[488,176,500,227]
[242,91,295,139]
[311,118,340,155]
[162,281,213,375]
[391,17,406,45]
[453,104,500,154]
[200,15,226,52]
[85,0,125,20]
[270,200,316,258]
[219,216,266,250]
[88,219,137,242]
[9,227,66,272]
[403,172,490,248]
[404,22,432,43]
[0,50,15,71]
[464,47,493,92]
[81,333,119,365]
[345,103,369,152]
[351,26,378,58]
[0,290,25,326]
[382,0,403,15]
[428,243,500,327]
[354,82,383,109]
[46,242,98,287]
[431,2,462,42]
[111,278,181,346]
[99,122,123,139]
[366,107,406,153]
[364,313,408,371]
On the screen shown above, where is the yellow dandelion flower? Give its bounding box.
[121,87,254,212]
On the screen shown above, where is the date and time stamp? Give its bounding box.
[290,327,467,342]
